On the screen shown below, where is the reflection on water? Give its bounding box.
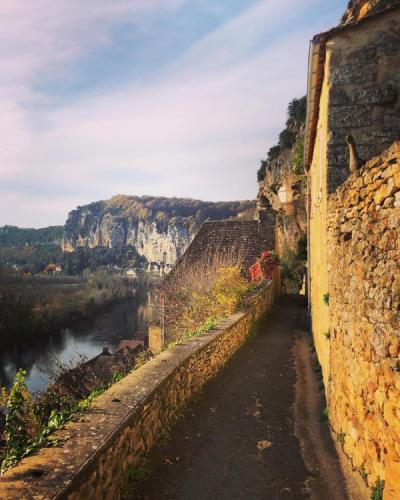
[0,288,156,393]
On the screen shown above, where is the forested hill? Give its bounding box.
[65,195,255,236]
[62,195,256,265]
[0,225,63,246]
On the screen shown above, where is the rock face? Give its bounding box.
[63,209,189,266]
[62,196,255,267]
[256,97,307,278]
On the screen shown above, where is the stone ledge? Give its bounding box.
[0,282,276,500]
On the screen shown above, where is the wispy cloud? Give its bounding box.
[0,0,344,227]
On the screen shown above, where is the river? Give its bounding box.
[0,290,155,393]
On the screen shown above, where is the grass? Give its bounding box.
[158,430,171,448]
[134,350,153,370]
[370,479,384,500]
[248,311,270,339]
[167,316,222,348]
[323,293,330,306]
[126,461,149,482]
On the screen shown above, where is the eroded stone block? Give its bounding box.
[329,105,373,129]
[352,86,398,105]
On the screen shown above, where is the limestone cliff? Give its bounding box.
[62,195,255,267]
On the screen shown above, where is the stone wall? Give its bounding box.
[323,142,400,497]
[0,281,277,500]
[326,7,400,192]
[341,0,400,25]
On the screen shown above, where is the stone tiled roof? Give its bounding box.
[117,340,145,352]
[163,220,274,284]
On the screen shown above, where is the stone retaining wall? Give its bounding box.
[0,280,277,500]
[324,141,400,497]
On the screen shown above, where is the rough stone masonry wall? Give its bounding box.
[0,281,277,500]
[326,7,400,192]
[326,142,400,498]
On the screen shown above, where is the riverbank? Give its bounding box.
[0,270,149,349]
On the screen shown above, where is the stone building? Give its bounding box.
[305,2,400,496]
[164,219,275,281]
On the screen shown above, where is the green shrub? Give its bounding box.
[0,362,129,472]
[371,479,384,500]
[321,407,329,422]
[279,129,296,149]
[280,249,305,294]
[1,370,30,472]
[267,145,281,161]
[287,96,307,125]
[257,161,267,182]
[293,136,304,175]
[164,250,254,342]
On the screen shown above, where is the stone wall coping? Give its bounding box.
[329,139,400,201]
[0,283,273,499]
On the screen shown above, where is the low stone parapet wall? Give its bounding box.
[0,280,276,500]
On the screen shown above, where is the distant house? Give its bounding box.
[147,261,168,276]
[116,339,144,352]
[125,268,137,278]
[44,263,62,275]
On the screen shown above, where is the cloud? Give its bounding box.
[0,0,343,227]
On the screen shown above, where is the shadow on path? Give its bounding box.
[124,295,348,500]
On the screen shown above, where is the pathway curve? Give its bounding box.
[125,296,350,500]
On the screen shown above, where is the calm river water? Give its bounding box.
[0,290,155,393]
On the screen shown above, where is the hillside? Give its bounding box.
[0,225,63,246]
[63,195,255,268]
[0,196,255,274]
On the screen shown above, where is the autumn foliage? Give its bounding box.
[161,249,252,342]
[249,251,277,283]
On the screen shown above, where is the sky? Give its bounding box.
[0,0,345,228]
